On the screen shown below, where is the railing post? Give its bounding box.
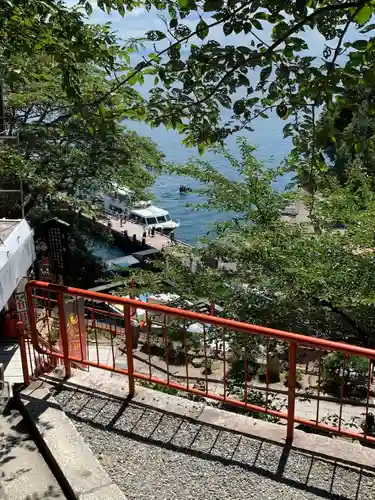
[287,341,297,443]
[17,321,30,387]
[57,292,71,379]
[25,284,38,348]
[124,305,135,398]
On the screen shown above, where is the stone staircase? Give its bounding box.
[0,408,65,499]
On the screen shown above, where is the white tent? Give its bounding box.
[0,219,35,311]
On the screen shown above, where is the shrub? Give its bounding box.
[322,352,369,398]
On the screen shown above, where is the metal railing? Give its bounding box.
[20,280,375,444]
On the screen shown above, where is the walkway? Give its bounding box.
[0,342,24,391]
[0,409,65,499]
[53,380,375,500]
[84,341,372,434]
[97,215,173,250]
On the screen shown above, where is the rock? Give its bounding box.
[361,413,375,434]
[191,357,205,368]
[193,381,205,391]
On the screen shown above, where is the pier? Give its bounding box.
[98,216,171,250]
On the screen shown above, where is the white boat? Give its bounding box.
[101,184,179,232]
[129,206,179,232]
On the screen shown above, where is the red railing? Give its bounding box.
[20,280,375,444]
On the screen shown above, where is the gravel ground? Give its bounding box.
[54,388,375,500]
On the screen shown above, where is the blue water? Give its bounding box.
[130,117,292,245]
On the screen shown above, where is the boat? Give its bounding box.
[101,184,179,233]
[129,205,179,233]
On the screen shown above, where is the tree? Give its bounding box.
[86,1,375,143]
[0,0,131,99]
[130,138,375,349]
[0,37,166,217]
[314,85,375,187]
[0,2,167,287]
[11,2,375,194]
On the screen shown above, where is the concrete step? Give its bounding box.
[0,409,66,499]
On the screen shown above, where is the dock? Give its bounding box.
[95,215,191,252]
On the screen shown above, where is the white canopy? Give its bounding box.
[130,205,169,218]
[0,219,35,311]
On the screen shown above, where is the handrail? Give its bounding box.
[26,280,375,359]
[22,279,375,444]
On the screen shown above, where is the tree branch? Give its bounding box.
[313,297,370,346]
[190,0,367,109]
[91,1,248,108]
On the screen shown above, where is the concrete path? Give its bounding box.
[84,342,371,432]
[0,410,65,499]
[0,342,24,390]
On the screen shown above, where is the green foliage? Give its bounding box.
[0,34,166,217]
[144,138,375,351]
[322,352,369,397]
[316,86,375,188]
[226,357,260,395]
[74,0,375,153]
[0,0,136,99]
[137,379,179,395]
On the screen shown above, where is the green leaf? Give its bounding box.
[197,19,209,40]
[260,66,272,81]
[84,1,93,16]
[233,99,246,114]
[251,19,263,30]
[351,39,368,50]
[128,73,138,85]
[296,0,307,16]
[204,0,223,12]
[276,102,288,119]
[355,6,372,25]
[238,74,250,87]
[171,59,185,71]
[223,22,233,36]
[146,30,166,41]
[149,53,160,63]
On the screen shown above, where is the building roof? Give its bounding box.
[0,219,35,311]
[0,219,21,244]
[105,255,140,268]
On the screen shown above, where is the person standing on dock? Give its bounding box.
[151,226,155,237]
[142,230,147,241]
[170,230,176,245]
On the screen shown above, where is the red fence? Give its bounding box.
[20,280,375,444]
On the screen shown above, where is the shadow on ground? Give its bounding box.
[47,385,375,500]
[0,405,63,499]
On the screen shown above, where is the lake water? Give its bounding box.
[130,116,292,245]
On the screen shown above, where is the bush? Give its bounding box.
[322,352,369,398]
[226,357,260,395]
[283,369,303,389]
